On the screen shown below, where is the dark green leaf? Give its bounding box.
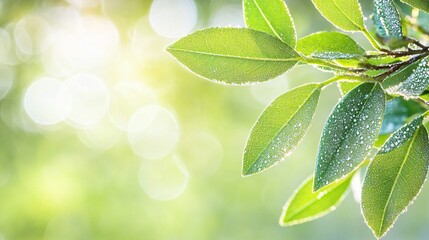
[386,57,429,98]
[379,115,424,153]
[380,98,426,135]
[314,83,385,191]
[373,0,407,49]
[362,116,429,238]
[244,0,296,47]
[167,28,299,85]
[243,83,321,175]
[312,0,365,31]
[382,59,421,89]
[400,0,429,12]
[280,174,352,226]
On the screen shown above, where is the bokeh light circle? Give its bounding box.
[0,65,14,100]
[24,77,67,125]
[139,155,189,201]
[109,80,157,131]
[59,73,110,128]
[14,15,51,55]
[149,0,197,38]
[128,105,179,160]
[42,15,119,76]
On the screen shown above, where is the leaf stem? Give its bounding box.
[320,75,369,88]
[363,30,383,51]
[374,52,429,81]
[301,56,366,73]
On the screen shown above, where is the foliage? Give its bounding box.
[168,0,429,238]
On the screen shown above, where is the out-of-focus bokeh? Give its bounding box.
[1,0,429,239]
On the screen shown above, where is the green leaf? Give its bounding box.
[243,83,321,175]
[362,116,429,238]
[167,28,299,85]
[244,0,296,47]
[382,59,421,89]
[337,80,362,96]
[400,0,429,13]
[314,83,385,191]
[311,0,365,31]
[379,115,424,153]
[280,174,352,226]
[386,57,429,98]
[297,32,365,60]
[373,0,406,49]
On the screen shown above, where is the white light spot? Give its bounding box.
[139,155,189,201]
[351,171,362,204]
[128,105,179,160]
[109,80,156,131]
[24,77,67,125]
[42,15,119,76]
[59,73,110,128]
[149,0,197,38]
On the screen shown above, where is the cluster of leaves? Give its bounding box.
[167,0,429,238]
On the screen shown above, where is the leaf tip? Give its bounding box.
[241,165,256,177]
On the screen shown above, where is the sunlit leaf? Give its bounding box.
[314,83,385,191]
[243,83,321,175]
[400,0,429,12]
[244,0,296,47]
[311,0,365,31]
[297,32,365,60]
[337,80,361,96]
[167,28,299,85]
[386,57,429,98]
[280,174,352,226]
[362,116,429,238]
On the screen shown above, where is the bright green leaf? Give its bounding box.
[386,57,429,98]
[244,0,296,47]
[314,83,385,191]
[167,28,299,85]
[311,0,365,31]
[362,116,429,238]
[280,174,352,226]
[243,83,321,175]
[297,32,365,60]
[337,80,362,96]
[400,0,429,13]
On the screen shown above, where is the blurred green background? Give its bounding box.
[0,0,428,239]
